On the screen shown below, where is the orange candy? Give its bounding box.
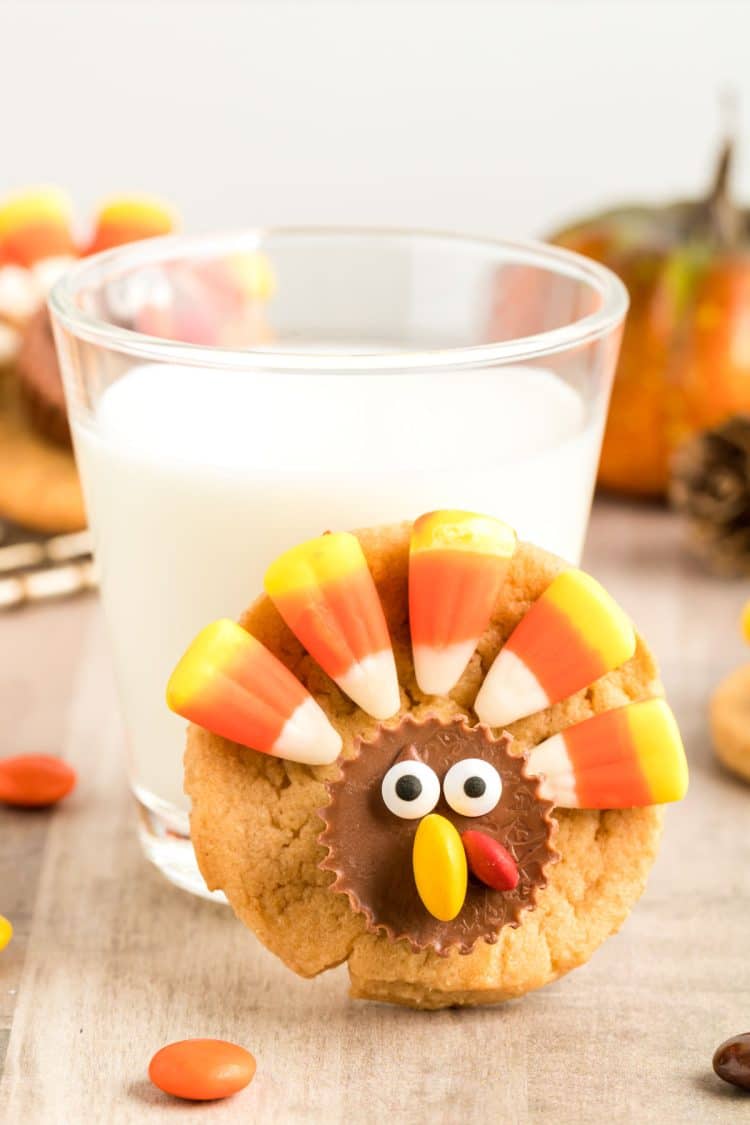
[0,754,76,807]
[148,1039,256,1101]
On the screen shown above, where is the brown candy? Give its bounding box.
[713,1033,750,1091]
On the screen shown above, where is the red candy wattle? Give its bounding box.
[462,830,519,892]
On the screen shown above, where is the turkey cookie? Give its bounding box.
[174,512,688,1010]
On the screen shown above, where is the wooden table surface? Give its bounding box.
[1,499,750,1124]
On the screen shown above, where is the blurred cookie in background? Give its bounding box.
[0,371,83,533]
[17,306,70,447]
[710,599,750,783]
[0,188,176,533]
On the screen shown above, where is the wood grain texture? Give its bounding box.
[2,499,750,1123]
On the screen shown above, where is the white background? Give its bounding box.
[2,0,750,241]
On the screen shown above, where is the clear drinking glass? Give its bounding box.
[49,229,628,899]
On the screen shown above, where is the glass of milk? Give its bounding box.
[49,229,627,899]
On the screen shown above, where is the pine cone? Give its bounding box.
[670,415,750,576]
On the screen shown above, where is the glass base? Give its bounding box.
[135,787,227,903]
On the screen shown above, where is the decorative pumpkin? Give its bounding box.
[550,141,750,497]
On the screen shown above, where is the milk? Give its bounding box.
[73,362,602,814]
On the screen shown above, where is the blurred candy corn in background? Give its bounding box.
[0,187,75,272]
[133,250,276,347]
[84,196,175,256]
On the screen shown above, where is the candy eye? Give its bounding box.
[443,758,502,817]
[381,761,440,820]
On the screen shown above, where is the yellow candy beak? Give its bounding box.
[412,813,467,922]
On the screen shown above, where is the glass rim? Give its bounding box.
[49,226,629,373]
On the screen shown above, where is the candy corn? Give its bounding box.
[0,188,75,267]
[166,619,341,766]
[264,533,400,719]
[526,698,689,809]
[474,569,636,727]
[413,813,467,921]
[409,510,516,695]
[86,195,176,255]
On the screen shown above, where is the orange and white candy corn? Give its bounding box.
[264,533,400,720]
[166,619,341,766]
[86,195,176,255]
[0,188,75,267]
[526,698,689,809]
[474,569,636,727]
[409,510,516,695]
